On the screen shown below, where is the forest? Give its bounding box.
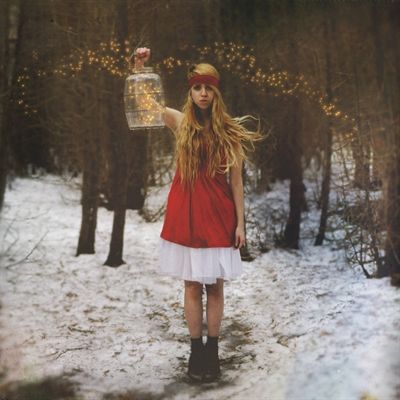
[0,1,400,399]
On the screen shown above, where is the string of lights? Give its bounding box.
[15,39,355,131]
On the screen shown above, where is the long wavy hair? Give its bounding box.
[176,63,262,188]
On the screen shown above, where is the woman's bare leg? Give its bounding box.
[184,280,204,338]
[205,278,224,336]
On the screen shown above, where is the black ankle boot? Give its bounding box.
[187,337,204,381]
[203,335,221,382]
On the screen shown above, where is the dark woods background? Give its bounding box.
[0,0,399,282]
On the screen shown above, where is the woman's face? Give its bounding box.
[191,84,215,110]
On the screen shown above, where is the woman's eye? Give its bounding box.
[205,85,212,91]
[193,85,201,90]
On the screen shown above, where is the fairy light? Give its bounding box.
[16,39,354,126]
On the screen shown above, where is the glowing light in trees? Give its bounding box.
[15,39,355,128]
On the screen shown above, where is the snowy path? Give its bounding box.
[0,176,399,400]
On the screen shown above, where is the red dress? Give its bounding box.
[160,153,237,248]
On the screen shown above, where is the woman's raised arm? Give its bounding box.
[164,107,183,132]
[134,47,183,133]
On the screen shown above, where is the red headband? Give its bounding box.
[188,74,220,88]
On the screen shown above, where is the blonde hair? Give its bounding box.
[176,63,262,188]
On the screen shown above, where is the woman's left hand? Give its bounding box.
[235,226,246,249]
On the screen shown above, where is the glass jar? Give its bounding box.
[124,66,165,130]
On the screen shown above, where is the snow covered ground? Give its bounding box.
[0,174,399,400]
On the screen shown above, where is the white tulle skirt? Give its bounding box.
[157,238,243,284]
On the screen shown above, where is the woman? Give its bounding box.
[135,47,261,382]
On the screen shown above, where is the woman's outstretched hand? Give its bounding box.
[235,226,246,249]
[134,47,151,69]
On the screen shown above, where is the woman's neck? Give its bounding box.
[195,107,211,131]
[203,118,211,131]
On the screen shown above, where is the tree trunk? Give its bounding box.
[284,174,303,249]
[370,3,386,189]
[315,3,335,246]
[127,132,149,210]
[76,75,101,255]
[381,3,400,281]
[104,0,129,267]
[76,2,111,257]
[283,0,304,249]
[105,205,127,266]
[351,54,370,190]
[76,155,100,255]
[0,0,21,210]
[383,153,400,278]
[0,0,10,211]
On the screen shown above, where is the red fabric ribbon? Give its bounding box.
[188,74,220,88]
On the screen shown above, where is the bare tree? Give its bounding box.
[282,0,305,249]
[76,3,105,255]
[0,0,11,210]
[76,70,102,255]
[381,4,400,282]
[0,0,21,210]
[315,2,335,246]
[104,0,130,267]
